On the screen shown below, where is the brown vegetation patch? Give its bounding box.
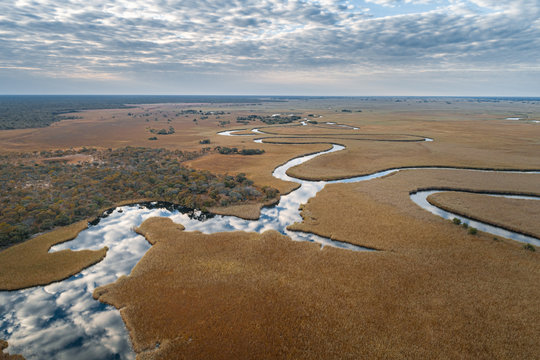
[286,120,540,181]
[185,143,328,195]
[0,105,236,152]
[95,215,539,359]
[289,169,540,250]
[0,221,107,290]
[428,191,540,239]
[0,340,24,360]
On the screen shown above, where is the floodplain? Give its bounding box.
[0,96,539,359]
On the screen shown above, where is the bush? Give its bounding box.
[215,147,264,155]
[235,173,247,183]
[462,223,469,229]
[468,227,477,235]
[148,136,158,140]
[215,146,238,155]
[150,126,175,135]
[523,244,536,252]
[452,218,461,225]
[199,139,210,144]
[239,148,265,155]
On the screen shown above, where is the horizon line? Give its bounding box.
[0,94,539,98]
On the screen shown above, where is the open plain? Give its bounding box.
[1,97,540,359]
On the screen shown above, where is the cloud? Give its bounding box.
[0,0,539,94]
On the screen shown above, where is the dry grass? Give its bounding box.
[0,221,107,290]
[0,106,222,152]
[184,143,327,194]
[286,119,540,180]
[428,192,540,239]
[0,340,24,360]
[95,215,539,360]
[3,100,540,357]
[289,169,540,250]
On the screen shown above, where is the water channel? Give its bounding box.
[1,125,539,359]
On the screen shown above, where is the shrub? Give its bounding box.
[452,218,461,225]
[148,137,158,140]
[215,146,238,155]
[462,223,469,229]
[199,139,211,144]
[523,244,536,252]
[150,126,175,135]
[239,148,265,155]
[468,227,477,235]
[235,173,247,183]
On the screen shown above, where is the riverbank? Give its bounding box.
[427,191,540,240]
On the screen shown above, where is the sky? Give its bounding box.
[0,0,539,96]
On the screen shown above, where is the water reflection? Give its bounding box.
[0,206,171,360]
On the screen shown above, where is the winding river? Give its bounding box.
[1,124,539,359]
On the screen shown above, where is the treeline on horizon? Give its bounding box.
[0,95,285,130]
[0,146,279,249]
[2,95,539,130]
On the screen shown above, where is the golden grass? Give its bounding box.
[95,215,539,359]
[286,120,540,180]
[428,191,540,239]
[289,169,540,250]
[0,105,230,152]
[0,221,107,290]
[0,340,24,360]
[184,143,328,195]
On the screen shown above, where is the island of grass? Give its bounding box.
[0,221,106,291]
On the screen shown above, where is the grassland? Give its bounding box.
[0,95,279,130]
[95,213,539,359]
[288,169,540,249]
[91,98,540,359]
[1,97,540,358]
[427,191,540,239]
[285,120,540,180]
[0,221,106,290]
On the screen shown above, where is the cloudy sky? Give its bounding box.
[1,0,539,95]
